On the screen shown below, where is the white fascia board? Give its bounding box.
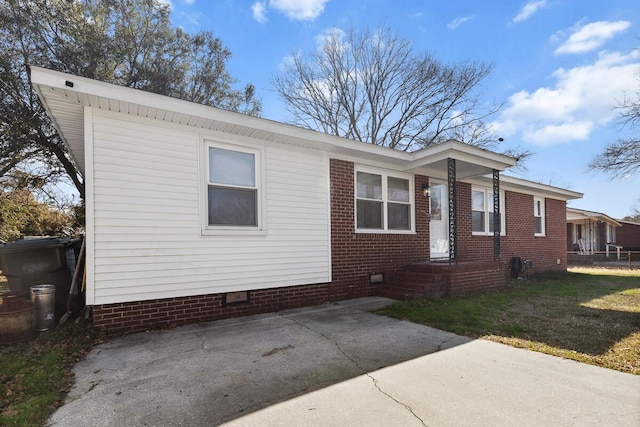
[29,66,412,163]
[493,175,583,201]
[29,67,525,175]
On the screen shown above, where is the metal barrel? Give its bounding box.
[0,293,37,344]
[30,284,56,331]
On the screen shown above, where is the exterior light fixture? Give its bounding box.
[421,183,430,198]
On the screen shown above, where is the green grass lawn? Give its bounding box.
[0,321,107,427]
[377,267,640,375]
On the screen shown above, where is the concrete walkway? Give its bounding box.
[47,297,640,426]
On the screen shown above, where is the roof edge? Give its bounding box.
[497,175,583,201]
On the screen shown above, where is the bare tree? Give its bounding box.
[273,26,502,152]
[1,0,261,201]
[589,75,640,178]
[621,203,640,222]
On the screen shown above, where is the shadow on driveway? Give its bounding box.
[47,297,469,426]
[48,297,640,426]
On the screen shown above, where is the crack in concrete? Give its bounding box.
[364,334,458,426]
[280,313,367,373]
[198,333,207,350]
[281,314,429,425]
[367,373,428,427]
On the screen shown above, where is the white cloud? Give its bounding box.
[269,0,329,21]
[523,122,593,145]
[314,27,347,50]
[491,50,640,146]
[178,11,203,27]
[555,20,631,55]
[252,1,268,23]
[447,16,473,30]
[278,54,297,72]
[162,0,194,10]
[512,1,547,23]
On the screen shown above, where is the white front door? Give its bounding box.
[429,182,449,260]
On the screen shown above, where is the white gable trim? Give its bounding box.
[83,106,96,305]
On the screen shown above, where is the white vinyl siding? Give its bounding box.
[89,111,330,305]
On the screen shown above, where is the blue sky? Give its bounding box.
[165,0,639,219]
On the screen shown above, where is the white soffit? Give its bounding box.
[30,67,414,175]
[405,141,517,180]
[31,66,517,180]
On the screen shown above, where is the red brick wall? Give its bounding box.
[329,159,430,300]
[447,261,505,296]
[617,221,640,250]
[382,261,505,300]
[456,182,567,273]
[92,284,328,333]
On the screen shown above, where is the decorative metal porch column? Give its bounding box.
[493,169,500,260]
[448,158,457,263]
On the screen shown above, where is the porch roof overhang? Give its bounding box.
[469,174,583,201]
[30,66,514,179]
[403,143,517,180]
[567,208,621,227]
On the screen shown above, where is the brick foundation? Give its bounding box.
[92,283,329,333]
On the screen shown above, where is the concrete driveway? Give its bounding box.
[48,297,640,426]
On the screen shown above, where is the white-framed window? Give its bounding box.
[355,168,414,233]
[471,187,505,236]
[534,197,545,236]
[203,141,264,234]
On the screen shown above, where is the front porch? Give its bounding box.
[379,260,506,301]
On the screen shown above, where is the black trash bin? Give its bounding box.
[0,237,81,321]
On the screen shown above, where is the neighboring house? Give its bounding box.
[617,220,640,250]
[566,208,621,253]
[31,67,582,332]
